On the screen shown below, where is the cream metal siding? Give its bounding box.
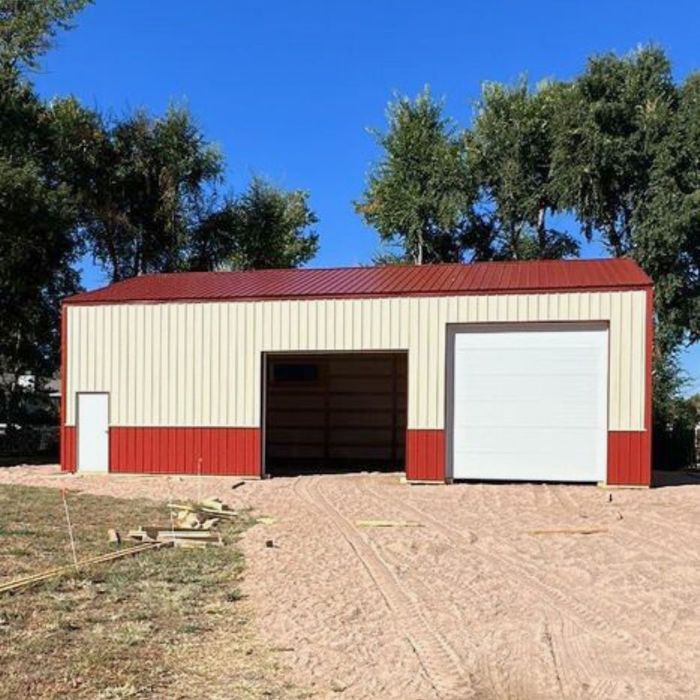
[65,290,647,431]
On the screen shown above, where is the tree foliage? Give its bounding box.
[54,102,224,281]
[550,47,677,256]
[633,74,700,354]
[355,89,481,264]
[0,1,320,434]
[0,74,81,425]
[0,0,91,73]
[469,79,578,260]
[358,47,699,432]
[190,177,318,271]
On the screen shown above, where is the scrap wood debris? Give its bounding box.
[1,497,239,596]
[117,497,238,548]
[528,527,608,536]
[166,496,238,520]
[356,519,422,528]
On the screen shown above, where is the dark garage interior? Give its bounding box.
[264,352,408,475]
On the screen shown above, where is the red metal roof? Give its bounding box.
[64,258,652,304]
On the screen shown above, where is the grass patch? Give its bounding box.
[0,484,297,699]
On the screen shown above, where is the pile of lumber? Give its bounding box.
[120,497,237,548]
[1,497,238,596]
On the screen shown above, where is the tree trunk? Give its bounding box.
[606,223,625,257]
[537,206,547,254]
[415,229,423,265]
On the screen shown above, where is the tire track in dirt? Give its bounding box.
[361,481,596,697]
[544,484,700,567]
[294,476,481,700]
[371,481,696,697]
[625,512,700,563]
[332,476,515,700]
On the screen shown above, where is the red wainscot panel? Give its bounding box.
[60,426,76,472]
[607,431,651,487]
[110,427,261,477]
[406,429,445,482]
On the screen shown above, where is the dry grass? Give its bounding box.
[0,485,301,699]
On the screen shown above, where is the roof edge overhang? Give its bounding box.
[62,282,653,307]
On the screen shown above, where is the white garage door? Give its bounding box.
[451,324,607,482]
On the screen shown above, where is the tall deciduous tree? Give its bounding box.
[0,0,91,73]
[469,79,578,260]
[0,78,81,427]
[550,46,676,256]
[634,73,700,354]
[189,177,319,271]
[56,104,224,282]
[356,89,482,264]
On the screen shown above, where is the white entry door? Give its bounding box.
[451,325,607,482]
[77,393,109,473]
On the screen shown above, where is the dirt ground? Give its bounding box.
[1,465,699,700]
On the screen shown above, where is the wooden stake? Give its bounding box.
[61,489,79,571]
[197,457,203,504]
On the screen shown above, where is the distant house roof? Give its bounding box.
[64,258,652,305]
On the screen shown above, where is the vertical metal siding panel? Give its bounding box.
[434,297,446,428]
[289,300,298,350]
[245,303,256,426]
[221,302,230,426]
[631,292,645,429]
[618,292,632,429]
[160,305,169,426]
[192,305,203,425]
[571,292,581,318]
[399,298,410,347]
[144,306,154,424]
[344,298,353,348]
[133,305,143,424]
[183,304,193,425]
[418,298,430,428]
[118,306,127,426]
[252,302,264,426]
[237,303,245,426]
[77,306,86,391]
[276,300,286,349]
[124,306,133,425]
[525,295,536,320]
[65,308,73,424]
[93,303,102,392]
[608,293,621,429]
[201,305,212,426]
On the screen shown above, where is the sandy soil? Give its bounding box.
[2,465,699,700]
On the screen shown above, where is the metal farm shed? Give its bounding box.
[60,258,653,486]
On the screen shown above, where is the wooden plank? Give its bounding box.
[0,542,168,595]
[528,528,608,536]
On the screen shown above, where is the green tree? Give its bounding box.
[0,0,90,73]
[550,46,676,256]
[0,1,91,430]
[356,88,481,264]
[189,177,319,271]
[0,75,81,429]
[634,73,700,354]
[56,104,224,281]
[469,79,578,260]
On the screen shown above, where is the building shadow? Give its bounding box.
[652,469,700,487]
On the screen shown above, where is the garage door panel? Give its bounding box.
[451,325,607,482]
[455,375,602,404]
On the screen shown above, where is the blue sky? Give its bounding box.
[33,0,700,392]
